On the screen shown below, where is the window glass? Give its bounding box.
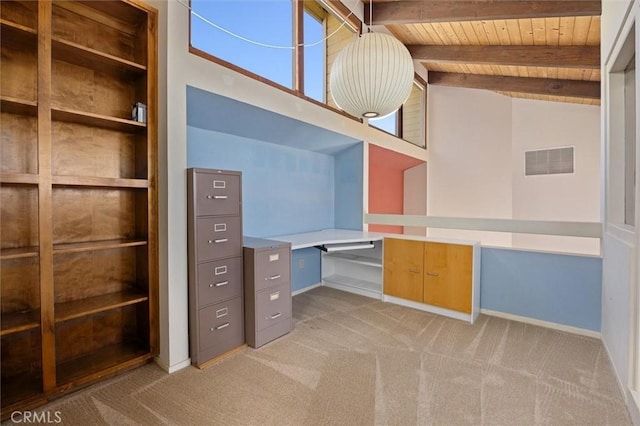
[303,6,325,102]
[370,111,399,135]
[402,83,426,147]
[190,0,294,89]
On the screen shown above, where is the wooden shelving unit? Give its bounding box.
[0,0,158,418]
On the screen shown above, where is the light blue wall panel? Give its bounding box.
[291,248,322,293]
[480,248,602,332]
[188,126,335,238]
[334,144,364,230]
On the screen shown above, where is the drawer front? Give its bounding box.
[197,257,242,306]
[196,216,242,261]
[254,247,291,291]
[255,283,291,332]
[198,297,243,353]
[195,173,240,217]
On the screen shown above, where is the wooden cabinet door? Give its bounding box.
[383,238,424,302]
[423,242,473,313]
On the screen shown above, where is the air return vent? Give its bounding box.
[525,147,574,176]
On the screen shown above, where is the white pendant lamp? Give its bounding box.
[329,32,414,119]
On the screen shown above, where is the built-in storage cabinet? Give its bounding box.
[188,168,245,367]
[383,238,480,323]
[243,237,292,348]
[0,0,157,418]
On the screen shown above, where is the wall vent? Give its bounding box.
[525,147,574,176]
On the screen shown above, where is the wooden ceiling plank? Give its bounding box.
[407,45,600,68]
[531,17,547,45]
[519,18,535,45]
[546,17,561,46]
[558,16,576,46]
[572,16,592,46]
[586,17,601,45]
[459,21,481,45]
[427,72,600,99]
[505,19,523,45]
[368,1,602,25]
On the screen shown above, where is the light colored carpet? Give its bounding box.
[5,287,631,425]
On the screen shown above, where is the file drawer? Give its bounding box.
[198,297,244,355]
[253,246,291,292]
[197,257,242,307]
[255,283,292,332]
[196,216,242,261]
[195,172,241,217]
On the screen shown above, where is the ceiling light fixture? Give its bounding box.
[329,1,414,119]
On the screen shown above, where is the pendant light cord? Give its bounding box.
[176,0,356,50]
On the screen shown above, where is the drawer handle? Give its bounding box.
[266,274,281,281]
[210,281,229,288]
[208,238,229,244]
[270,312,282,320]
[426,272,439,277]
[207,195,228,200]
[212,322,230,331]
[409,269,420,274]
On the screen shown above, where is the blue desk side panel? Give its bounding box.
[187,126,334,238]
[480,247,602,332]
[291,248,322,293]
[334,144,363,231]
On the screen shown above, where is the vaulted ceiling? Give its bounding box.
[363,0,601,105]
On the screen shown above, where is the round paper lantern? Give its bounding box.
[329,32,414,119]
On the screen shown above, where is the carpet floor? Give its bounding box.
[5,286,631,425]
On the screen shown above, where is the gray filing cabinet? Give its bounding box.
[187,168,244,367]
[243,237,292,348]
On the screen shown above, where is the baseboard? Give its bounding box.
[480,309,601,339]
[292,282,322,296]
[154,356,191,374]
[627,389,640,425]
[384,295,473,323]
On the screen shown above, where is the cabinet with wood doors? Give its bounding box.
[383,237,480,323]
[0,0,157,418]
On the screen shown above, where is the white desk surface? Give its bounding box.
[270,229,386,250]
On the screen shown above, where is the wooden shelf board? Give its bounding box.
[56,342,150,385]
[0,173,39,185]
[0,310,40,336]
[51,106,146,132]
[52,37,146,75]
[55,291,149,323]
[0,96,38,116]
[1,373,42,408]
[0,246,39,260]
[52,175,149,189]
[53,238,147,255]
[0,19,37,47]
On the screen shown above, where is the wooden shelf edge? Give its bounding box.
[52,37,146,74]
[0,310,40,337]
[53,238,147,255]
[0,19,37,35]
[55,291,149,323]
[1,95,38,116]
[0,246,39,260]
[52,175,149,188]
[51,106,146,132]
[0,173,39,185]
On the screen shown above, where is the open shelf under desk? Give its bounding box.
[322,274,382,299]
[56,341,151,386]
[55,291,149,323]
[1,310,40,336]
[323,252,382,268]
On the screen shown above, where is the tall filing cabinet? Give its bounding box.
[243,237,292,348]
[187,168,245,367]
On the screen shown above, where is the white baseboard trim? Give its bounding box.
[384,295,473,323]
[292,282,322,296]
[154,356,191,374]
[627,389,640,426]
[480,309,601,339]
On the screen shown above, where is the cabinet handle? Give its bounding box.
[212,322,230,331]
[210,281,229,288]
[207,195,228,200]
[266,274,281,281]
[408,269,420,274]
[208,238,229,244]
[426,272,439,277]
[270,312,282,320]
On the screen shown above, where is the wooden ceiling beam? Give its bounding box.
[408,45,600,68]
[366,1,602,25]
[427,72,600,99]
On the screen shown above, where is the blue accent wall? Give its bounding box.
[334,144,364,230]
[480,248,602,332]
[291,248,322,292]
[188,126,335,238]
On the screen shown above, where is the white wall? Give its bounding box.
[150,1,428,371]
[426,85,513,246]
[511,99,601,255]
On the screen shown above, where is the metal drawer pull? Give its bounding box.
[206,195,228,200]
[210,281,229,288]
[214,223,227,232]
[426,272,439,277]
[208,238,228,244]
[212,322,230,331]
[270,312,282,320]
[266,274,281,281]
